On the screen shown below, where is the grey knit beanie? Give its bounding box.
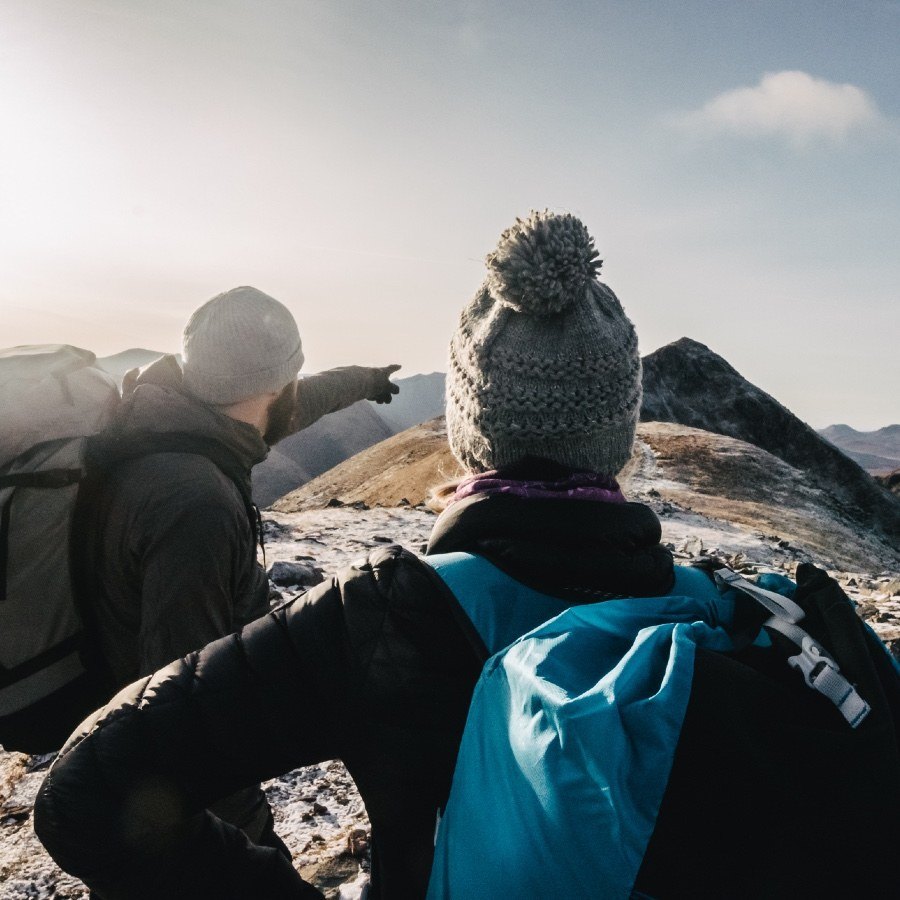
[446,211,642,476]
[181,286,305,405]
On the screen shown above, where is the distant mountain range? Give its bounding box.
[252,372,445,506]
[256,401,395,506]
[817,424,900,475]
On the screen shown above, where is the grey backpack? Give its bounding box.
[0,345,120,752]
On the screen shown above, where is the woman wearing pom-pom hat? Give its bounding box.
[35,212,893,899]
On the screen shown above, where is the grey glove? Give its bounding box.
[367,364,401,403]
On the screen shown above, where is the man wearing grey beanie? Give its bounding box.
[77,285,400,860]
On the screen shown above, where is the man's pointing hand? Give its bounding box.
[367,364,401,404]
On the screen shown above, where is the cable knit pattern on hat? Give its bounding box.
[181,286,304,405]
[446,211,642,476]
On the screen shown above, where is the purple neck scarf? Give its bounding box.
[453,470,626,505]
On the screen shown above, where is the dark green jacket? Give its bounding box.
[80,356,388,838]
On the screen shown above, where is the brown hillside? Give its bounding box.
[641,338,900,544]
[273,417,899,572]
[620,423,899,571]
[272,417,461,512]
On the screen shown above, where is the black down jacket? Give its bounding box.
[35,491,900,898]
[35,493,673,898]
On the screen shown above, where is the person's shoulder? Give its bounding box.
[294,545,482,687]
[313,545,455,633]
[335,544,441,601]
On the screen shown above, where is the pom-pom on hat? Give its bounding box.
[182,286,305,405]
[486,211,602,316]
[446,210,642,476]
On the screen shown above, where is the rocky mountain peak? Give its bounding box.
[643,337,744,380]
[641,338,900,545]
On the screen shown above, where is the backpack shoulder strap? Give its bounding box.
[424,553,577,656]
[714,566,871,727]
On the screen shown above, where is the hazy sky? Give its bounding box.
[2,1,898,428]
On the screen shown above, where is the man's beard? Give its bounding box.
[263,380,298,446]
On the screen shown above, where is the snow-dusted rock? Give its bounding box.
[268,560,325,589]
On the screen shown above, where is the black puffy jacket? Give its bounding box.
[35,492,673,898]
[35,492,900,898]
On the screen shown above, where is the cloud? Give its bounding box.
[677,71,883,145]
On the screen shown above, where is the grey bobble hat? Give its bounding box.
[446,211,642,476]
[182,286,305,405]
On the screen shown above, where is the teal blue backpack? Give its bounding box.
[423,552,880,899]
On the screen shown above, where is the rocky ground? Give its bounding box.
[2,502,898,898]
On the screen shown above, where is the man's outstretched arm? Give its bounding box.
[291,364,401,433]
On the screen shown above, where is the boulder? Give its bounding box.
[268,560,325,588]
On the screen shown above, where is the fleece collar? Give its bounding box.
[427,492,674,600]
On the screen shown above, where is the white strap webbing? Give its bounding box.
[713,567,806,623]
[713,567,871,728]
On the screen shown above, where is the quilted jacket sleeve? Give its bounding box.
[34,569,351,898]
[33,547,481,900]
[32,549,382,898]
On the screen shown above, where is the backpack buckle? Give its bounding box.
[788,635,871,728]
[788,634,836,686]
[715,567,872,730]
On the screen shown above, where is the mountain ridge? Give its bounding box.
[640,337,900,545]
[818,423,900,474]
[93,343,898,535]
[273,417,900,573]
